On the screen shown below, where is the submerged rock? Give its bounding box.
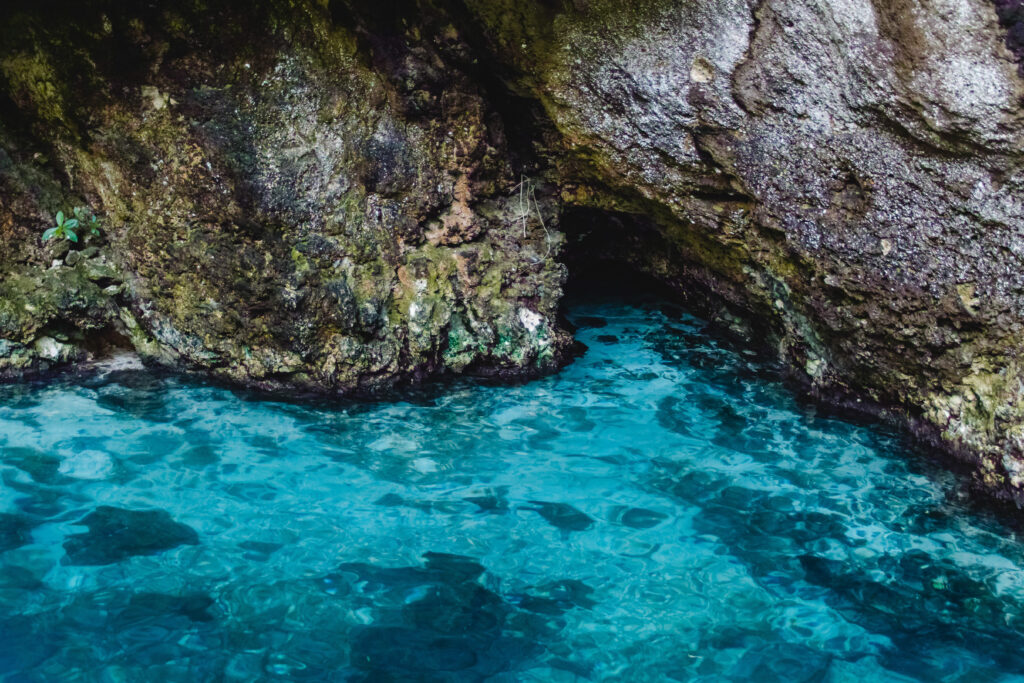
[1,0,1024,504]
[334,552,546,678]
[611,506,668,529]
[0,513,33,553]
[62,506,199,565]
[523,500,595,532]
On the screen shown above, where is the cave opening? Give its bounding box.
[558,205,780,362]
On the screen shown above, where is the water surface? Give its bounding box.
[2,296,1024,681]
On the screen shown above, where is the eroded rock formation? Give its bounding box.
[0,1,571,393]
[3,0,1024,503]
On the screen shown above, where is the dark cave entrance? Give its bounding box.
[557,205,779,358]
[560,208,669,300]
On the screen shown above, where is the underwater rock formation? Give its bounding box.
[2,0,1024,503]
[62,506,199,565]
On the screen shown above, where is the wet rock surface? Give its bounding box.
[464,0,1024,502]
[1,0,1024,503]
[0,0,571,395]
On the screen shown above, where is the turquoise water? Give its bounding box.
[2,296,1024,682]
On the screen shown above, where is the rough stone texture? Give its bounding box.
[464,0,1024,503]
[0,117,127,377]
[994,0,1024,70]
[2,1,1024,503]
[0,1,571,393]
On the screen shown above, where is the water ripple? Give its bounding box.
[0,296,1022,681]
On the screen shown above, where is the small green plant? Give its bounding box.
[42,207,101,244]
[74,206,102,237]
[42,211,79,243]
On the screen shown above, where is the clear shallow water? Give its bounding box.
[2,297,1024,682]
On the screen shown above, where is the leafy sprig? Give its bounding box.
[42,210,80,243]
[42,207,102,244]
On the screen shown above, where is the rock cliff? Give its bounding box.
[0,1,572,394]
[3,0,1024,503]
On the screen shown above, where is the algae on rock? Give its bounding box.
[3,0,1024,504]
[0,0,572,392]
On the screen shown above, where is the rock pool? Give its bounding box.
[2,295,1024,681]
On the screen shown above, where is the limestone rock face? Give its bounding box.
[0,2,571,392]
[2,0,1024,501]
[463,0,1024,501]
